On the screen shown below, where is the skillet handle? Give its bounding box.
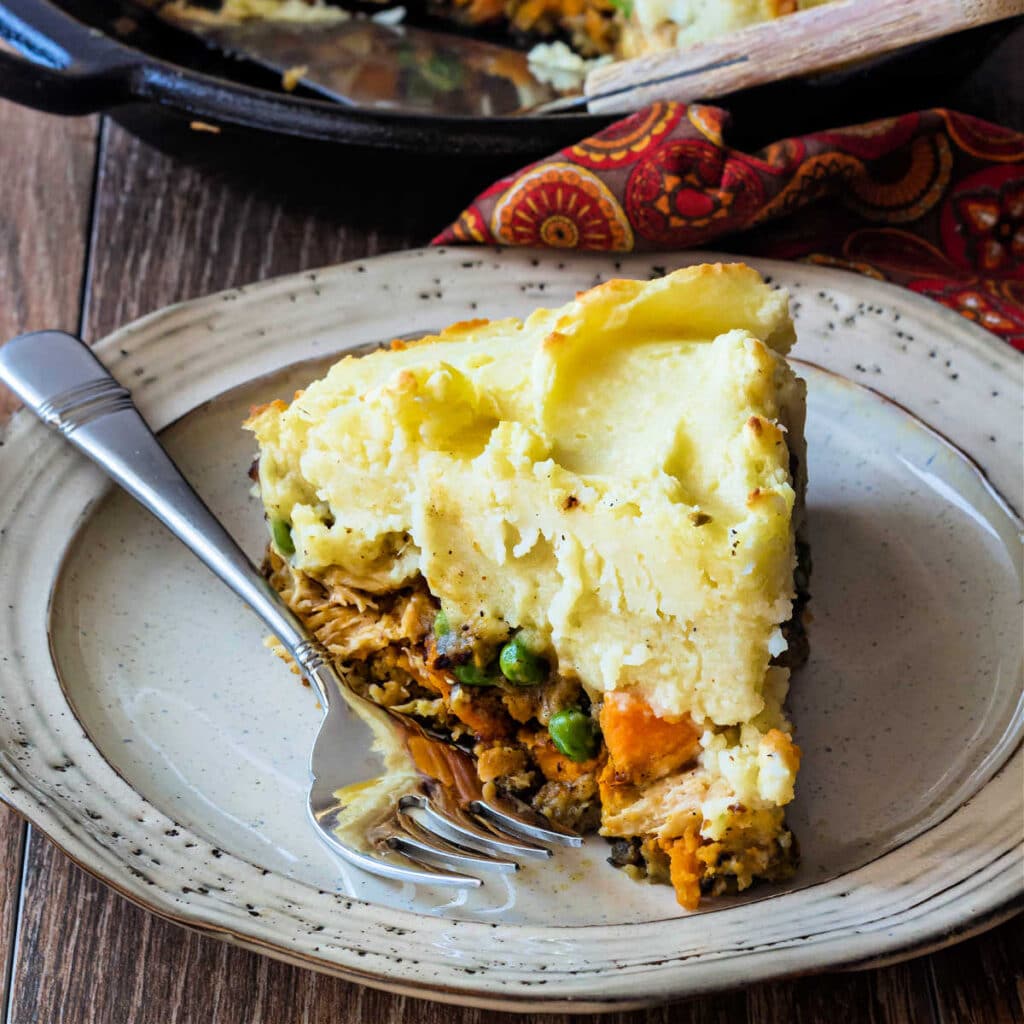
[0,49,135,112]
[0,0,138,113]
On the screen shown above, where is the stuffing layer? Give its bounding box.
[265,549,805,908]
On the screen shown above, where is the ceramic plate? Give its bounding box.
[0,248,1020,1011]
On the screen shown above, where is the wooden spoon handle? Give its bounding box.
[585,0,1024,114]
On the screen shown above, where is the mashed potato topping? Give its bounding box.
[249,264,804,731]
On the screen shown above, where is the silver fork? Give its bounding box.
[0,330,581,888]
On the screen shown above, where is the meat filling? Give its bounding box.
[265,546,809,907]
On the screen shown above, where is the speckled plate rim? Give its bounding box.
[0,248,1021,1012]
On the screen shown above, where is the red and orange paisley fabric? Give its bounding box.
[435,106,1024,348]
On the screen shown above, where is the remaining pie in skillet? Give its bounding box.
[158,0,834,60]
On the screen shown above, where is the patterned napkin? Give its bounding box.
[435,104,1023,349]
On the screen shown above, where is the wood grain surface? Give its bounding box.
[0,103,97,418]
[0,101,98,1014]
[0,810,24,1016]
[0,97,1022,1024]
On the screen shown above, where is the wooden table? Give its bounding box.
[1,43,1023,1019]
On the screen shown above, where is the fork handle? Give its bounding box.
[0,330,338,706]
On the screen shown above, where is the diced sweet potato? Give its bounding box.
[599,692,701,785]
[405,734,482,803]
[660,830,702,911]
[447,687,512,741]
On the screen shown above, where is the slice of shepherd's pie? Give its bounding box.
[246,263,809,909]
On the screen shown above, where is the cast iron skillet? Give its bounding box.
[0,0,612,154]
[0,0,1017,158]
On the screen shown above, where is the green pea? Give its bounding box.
[454,662,496,687]
[269,516,295,556]
[434,608,450,639]
[548,708,600,762]
[498,636,546,686]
